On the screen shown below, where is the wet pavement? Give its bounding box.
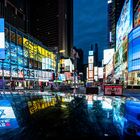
[0,91,140,139]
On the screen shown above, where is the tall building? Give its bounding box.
[0,0,56,90]
[0,0,29,32]
[108,0,124,49]
[30,0,73,57]
[94,43,98,66]
[77,48,83,74]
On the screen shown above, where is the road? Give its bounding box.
[0,91,140,139]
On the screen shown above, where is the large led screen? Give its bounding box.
[11,43,17,64]
[3,63,10,77]
[116,0,133,50]
[17,45,23,56]
[134,5,140,28]
[128,26,140,72]
[11,65,18,77]
[0,18,5,59]
[103,48,114,65]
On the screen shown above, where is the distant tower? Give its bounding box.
[94,43,98,66]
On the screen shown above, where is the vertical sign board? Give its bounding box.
[88,51,94,81]
[0,18,5,59]
[0,100,18,128]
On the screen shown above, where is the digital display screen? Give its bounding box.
[18,66,24,78]
[11,43,17,64]
[0,100,18,128]
[17,45,23,56]
[24,58,28,67]
[3,50,10,63]
[116,0,133,50]
[24,68,29,78]
[0,18,5,59]
[11,65,18,77]
[23,48,28,58]
[18,57,24,66]
[134,5,140,28]
[128,26,140,72]
[104,85,123,96]
[3,63,10,77]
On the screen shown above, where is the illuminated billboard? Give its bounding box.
[94,67,98,75]
[89,51,94,56]
[134,4,140,28]
[103,48,114,65]
[116,0,133,50]
[128,26,140,72]
[0,18,5,59]
[88,63,93,71]
[88,52,94,81]
[98,67,103,79]
[88,56,94,63]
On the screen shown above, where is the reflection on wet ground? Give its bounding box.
[0,91,140,139]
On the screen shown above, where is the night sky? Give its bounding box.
[74,0,108,64]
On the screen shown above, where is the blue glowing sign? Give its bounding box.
[59,74,66,81]
[0,100,18,129]
[0,18,5,59]
[128,26,140,72]
[89,51,94,56]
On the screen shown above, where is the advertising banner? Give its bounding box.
[98,67,103,79]
[11,65,18,77]
[0,18,5,59]
[88,56,94,63]
[134,5,140,28]
[128,26,140,72]
[88,63,93,71]
[104,85,123,96]
[0,100,18,128]
[116,0,133,50]
[89,51,94,56]
[103,49,114,65]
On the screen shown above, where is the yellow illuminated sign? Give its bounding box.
[38,46,42,54]
[23,38,55,61]
[23,38,34,51]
